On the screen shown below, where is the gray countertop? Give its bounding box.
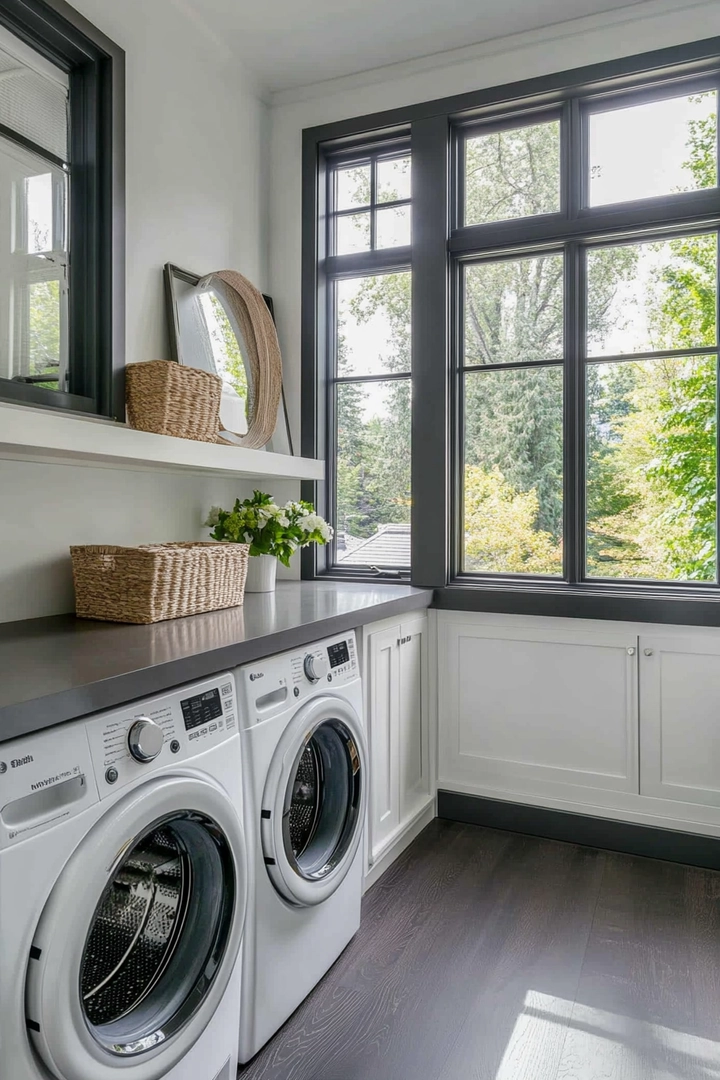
[0,582,432,744]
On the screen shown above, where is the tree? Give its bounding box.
[464,466,561,574]
[635,96,717,580]
[463,122,637,558]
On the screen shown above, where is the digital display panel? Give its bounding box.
[328,641,350,668]
[180,688,223,731]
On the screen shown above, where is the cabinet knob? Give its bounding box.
[644,648,654,656]
[627,647,636,655]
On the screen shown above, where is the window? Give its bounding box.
[0,5,124,417]
[305,39,720,621]
[323,145,412,574]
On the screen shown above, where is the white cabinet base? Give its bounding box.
[362,611,436,881]
[364,801,436,891]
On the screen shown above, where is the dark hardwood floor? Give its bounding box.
[238,820,720,1080]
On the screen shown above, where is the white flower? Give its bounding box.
[204,506,222,527]
[244,532,253,544]
[277,514,290,528]
[298,513,320,533]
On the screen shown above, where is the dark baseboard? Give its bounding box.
[437,790,720,872]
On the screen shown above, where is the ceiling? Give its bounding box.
[177,0,651,93]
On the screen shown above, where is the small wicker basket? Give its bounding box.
[125,360,222,442]
[71,542,249,624]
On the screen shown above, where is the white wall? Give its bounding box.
[0,0,283,623]
[267,0,720,446]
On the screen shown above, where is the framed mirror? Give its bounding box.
[164,263,294,454]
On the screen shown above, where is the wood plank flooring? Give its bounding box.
[238,820,720,1080]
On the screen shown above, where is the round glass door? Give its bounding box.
[79,810,234,1056]
[282,719,363,882]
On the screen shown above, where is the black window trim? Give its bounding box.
[0,0,125,419]
[302,35,720,625]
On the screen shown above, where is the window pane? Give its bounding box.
[336,212,370,254]
[0,137,67,390]
[335,164,370,210]
[463,366,563,575]
[464,119,561,226]
[337,272,411,377]
[28,279,61,385]
[464,254,564,366]
[586,357,717,582]
[588,91,717,207]
[377,155,411,202]
[336,379,411,567]
[26,173,54,253]
[587,234,717,357]
[376,204,411,248]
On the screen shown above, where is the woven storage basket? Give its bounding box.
[71,542,249,624]
[125,360,222,442]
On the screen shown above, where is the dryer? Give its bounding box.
[0,673,247,1080]
[235,631,367,1062]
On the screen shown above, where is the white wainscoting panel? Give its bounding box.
[439,615,639,800]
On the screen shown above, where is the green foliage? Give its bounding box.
[209,293,249,405]
[464,467,561,574]
[205,491,332,568]
[336,273,412,540]
[29,279,60,388]
[336,104,720,581]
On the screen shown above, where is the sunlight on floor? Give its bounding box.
[495,990,720,1080]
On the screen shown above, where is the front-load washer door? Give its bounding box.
[25,775,247,1080]
[261,695,367,907]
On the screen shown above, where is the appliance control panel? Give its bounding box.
[240,632,358,725]
[86,673,238,798]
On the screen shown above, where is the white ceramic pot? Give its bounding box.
[244,554,277,593]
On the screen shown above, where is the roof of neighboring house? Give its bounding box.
[337,524,411,567]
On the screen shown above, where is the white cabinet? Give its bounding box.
[640,633,720,807]
[364,613,433,867]
[439,619,639,802]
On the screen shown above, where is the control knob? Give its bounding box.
[304,652,330,684]
[128,717,165,763]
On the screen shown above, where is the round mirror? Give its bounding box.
[164,264,290,451]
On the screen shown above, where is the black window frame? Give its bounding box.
[303,35,720,625]
[0,0,125,418]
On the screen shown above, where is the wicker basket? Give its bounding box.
[71,542,249,624]
[125,360,222,442]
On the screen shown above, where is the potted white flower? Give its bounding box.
[204,491,333,592]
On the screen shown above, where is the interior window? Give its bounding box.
[0,43,68,395]
[0,11,123,418]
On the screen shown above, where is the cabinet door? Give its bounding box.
[367,623,401,862]
[640,634,720,806]
[398,615,432,821]
[439,620,639,800]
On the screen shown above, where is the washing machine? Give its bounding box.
[235,630,367,1062]
[0,672,247,1080]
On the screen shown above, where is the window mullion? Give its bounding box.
[564,241,583,584]
[411,114,450,587]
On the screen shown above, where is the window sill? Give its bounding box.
[0,401,324,482]
[435,580,720,627]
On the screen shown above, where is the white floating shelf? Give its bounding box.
[0,402,324,482]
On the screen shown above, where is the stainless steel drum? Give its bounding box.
[281,719,362,882]
[78,811,235,1053]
